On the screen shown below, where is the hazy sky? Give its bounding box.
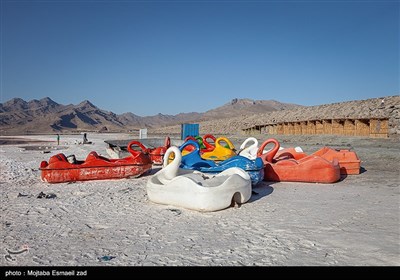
[1,0,399,116]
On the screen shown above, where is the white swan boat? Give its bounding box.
[146,146,252,212]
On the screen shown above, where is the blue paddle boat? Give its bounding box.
[179,140,264,186]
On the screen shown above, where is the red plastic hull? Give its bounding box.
[263,156,341,183]
[41,164,152,183]
[40,141,152,183]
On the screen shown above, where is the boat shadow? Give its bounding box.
[147,165,163,176]
[248,181,274,203]
[338,166,366,181]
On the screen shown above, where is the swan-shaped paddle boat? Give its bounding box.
[269,144,360,175]
[146,146,252,212]
[40,141,152,183]
[201,137,237,162]
[179,140,264,186]
[257,138,340,183]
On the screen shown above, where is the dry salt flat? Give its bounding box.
[0,133,399,266]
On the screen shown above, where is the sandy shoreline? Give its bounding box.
[1,133,399,266]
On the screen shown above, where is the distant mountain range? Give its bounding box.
[0,97,302,134]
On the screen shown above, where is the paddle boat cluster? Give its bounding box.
[39,134,361,212]
[178,140,264,186]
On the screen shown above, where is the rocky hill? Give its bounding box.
[200,98,300,120]
[149,95,400,136]
[0,97,300,135]
[0,98,129,134]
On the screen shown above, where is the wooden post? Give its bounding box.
[332,119,344,135]
[316,120,324,135]
[277,123,284,135]
[355,119,369,136]
[307,121,316,135]
[323,119,332,135]
[370,118,389,138]
[344,119,355,136]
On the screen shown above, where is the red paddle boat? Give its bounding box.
[257,138,341,183]
[148,136,170,165]
[40,141,152,183]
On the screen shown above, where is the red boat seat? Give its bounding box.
[85,151,100,161]
[49,153,68,164]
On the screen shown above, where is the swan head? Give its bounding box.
[257,138,280,164]
[160,146,182,182]
[239,137,258,150]
[216,137,235,150]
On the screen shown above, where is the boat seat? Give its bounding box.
[85,151,111,162]
[85,151,100,161]
[49,153,69,164]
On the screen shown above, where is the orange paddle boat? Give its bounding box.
[270,144,360,175]
[257,138,341,183]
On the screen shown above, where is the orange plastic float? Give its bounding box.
[40,141,152,183]
[257,138,341,183]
